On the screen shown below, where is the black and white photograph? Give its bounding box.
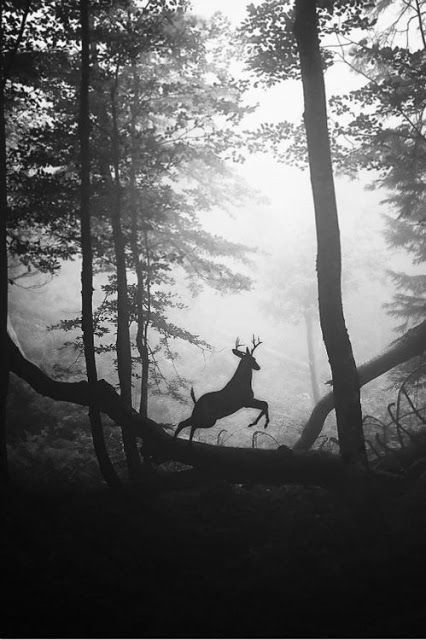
[2,0,426,637]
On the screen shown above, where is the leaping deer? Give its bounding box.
[174,336,269,442]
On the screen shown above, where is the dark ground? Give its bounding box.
[3,477,426,639]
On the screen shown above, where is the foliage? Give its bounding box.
[6,374,128,485]
[326,2,426,332]
[6,1,259,409]
[241,0,426,345]
[240,0,376,86]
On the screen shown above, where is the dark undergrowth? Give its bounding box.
[3,473,426,639]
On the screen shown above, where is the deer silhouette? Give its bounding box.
[174,336,269,442]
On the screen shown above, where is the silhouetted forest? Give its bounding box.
[2,0,426,637]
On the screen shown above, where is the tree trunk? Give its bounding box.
[128,67,149,419]
[139,342,149,417]
[304,309,320,404]
[294,0,366,467]
[135,224,152,418]
[109,76,141,479]
[139,228,152,418]
[78,0,120,490]
[294,320,426,451]
[0,2,9,483]
[110,81,132,406]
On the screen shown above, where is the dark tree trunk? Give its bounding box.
[110,81,132,406]
[294,0,366,467]
[295,320,426,451]
[139,228,151,418]
[130,226,149,418]
[130,191,150,419]
[304,309,320,405]
[79,0,120,490]
[139,342,149,417]
[127,67,149,419]
[0,2,9,483]
[110,77,141,478]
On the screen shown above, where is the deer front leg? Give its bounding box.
[246,399,269,429]
[174,417,192,439]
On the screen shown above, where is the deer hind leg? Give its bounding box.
[246,399,269,429]
[189,420,215,443]
[174,417,192,439]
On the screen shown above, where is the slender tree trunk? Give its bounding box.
[129,216,148,417]
[294,0,366,467]
[109,77,141,478]
[139,228,151,417]
[414,0,426,49]
[131,234,149,419]
[304,309,320,405]
[0,2,9,483]
[110,80,132,406]
[127,67,150,418]
[140,340,149,417]
[79,0,120,489]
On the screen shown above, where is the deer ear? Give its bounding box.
[246,347,250,354]
[232,349,244,358]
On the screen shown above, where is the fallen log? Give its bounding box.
[294,320,426,452]
[8,333,402,491]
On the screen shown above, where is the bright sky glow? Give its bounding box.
[11,0,402,434]
[182,0,396,383]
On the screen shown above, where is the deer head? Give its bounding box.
[232,335,262,370]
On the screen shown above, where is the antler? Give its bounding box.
[250,334,262,354]
[235,336,245,351]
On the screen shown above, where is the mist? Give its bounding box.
[4,1,426,638]
[9,19,402,447]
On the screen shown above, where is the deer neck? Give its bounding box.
[227,359,252,389]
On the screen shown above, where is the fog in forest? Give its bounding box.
[9,0,409,450]
[4,1,426,637]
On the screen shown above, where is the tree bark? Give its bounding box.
[294,320,426,451]
[129,212,149,418]
[109,76,141,479]
[110,79,133,407]
[0,1,9,482]
[127,66,150,419]
[78,0,120,490]
[139,228,151,417]
[294,0,366,467]
[304,309,320,404]
[139,342,149,417]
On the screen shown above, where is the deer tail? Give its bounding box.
[190,387,196,404]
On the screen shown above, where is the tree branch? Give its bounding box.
[294,320,426,451]
[2,0,31,87]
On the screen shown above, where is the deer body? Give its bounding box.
[174,337,269,442]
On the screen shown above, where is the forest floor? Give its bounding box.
[3,473,426,639]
